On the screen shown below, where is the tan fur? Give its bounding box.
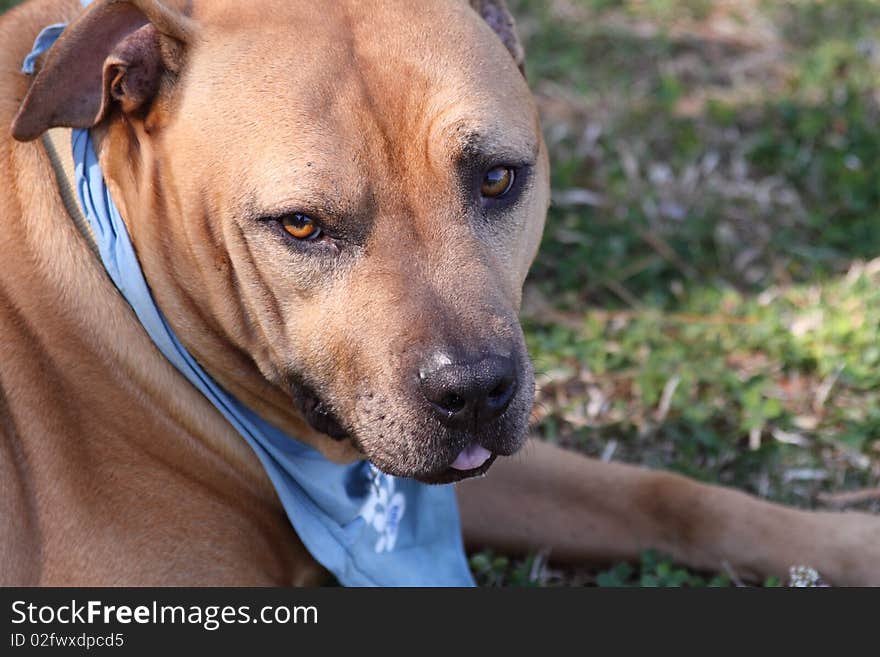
[1,0,878,586]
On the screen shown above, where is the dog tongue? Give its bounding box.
[450,444,492,471]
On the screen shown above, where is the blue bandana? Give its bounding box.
[23,0,475,588]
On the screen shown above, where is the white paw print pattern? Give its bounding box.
[359,468,407,553]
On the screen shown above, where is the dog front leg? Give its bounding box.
[456,439,880,585]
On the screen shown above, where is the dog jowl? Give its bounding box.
[12,0,551,483]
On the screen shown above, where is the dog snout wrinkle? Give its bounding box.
[419,354,517,429]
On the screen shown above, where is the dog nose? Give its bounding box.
[419,354,517,428]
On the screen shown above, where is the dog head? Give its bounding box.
[13,0,549,483]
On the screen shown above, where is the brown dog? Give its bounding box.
[1,0,878,586]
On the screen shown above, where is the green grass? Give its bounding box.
[4,0,878,587]
[498,0,880,586]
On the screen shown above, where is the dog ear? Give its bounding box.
[469,0,525,72]
[11,0,195,142]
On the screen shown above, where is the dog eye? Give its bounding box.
[282,214,322,241]
[481,166,516,199]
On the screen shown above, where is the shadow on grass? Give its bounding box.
[523,12,880,311]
